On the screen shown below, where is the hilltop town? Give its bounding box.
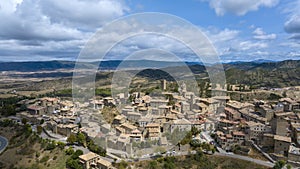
[1,78,300,169]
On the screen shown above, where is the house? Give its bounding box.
[232,131,245,145]
[291,123,300,145]
[100,124,111,134]
[239,108,267,124]
[215,131,234,151]
[138,117,151,127]
[279,98,300,112]
[56,123,79,137]
[170,118,192,133]
[245,121,271,141]
[256,105,274,121]
[274,135,291,156]
[224,107,241,121]
[112,115,126,126]
[226,100,254,111]
[217,119,238,131]
[79,152,101,169]
[271,112,291,136]
[145,123,160,140]
[27,105,46,115]
[97,158,115,169]
[130,129,142,141]
[120,123,137,134]
[261,133,275,149]
[193,102,208,113]
[90,100,104,110]
[79,152,115,169]
[150,99,168,108]
[126,112,141,122]
[288,145,300,162]
[122,106,135,115]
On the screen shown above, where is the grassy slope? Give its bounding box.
[0,125,67,169]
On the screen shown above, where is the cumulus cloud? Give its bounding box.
[206,0,279,16]
[285,15,300,34]
[283,0,300,50]
[252,28,276,40]
[239,41,268,50]
[0,0,128,61]
[40,0,129,30]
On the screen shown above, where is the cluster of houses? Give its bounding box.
[215,97,300,163]
[12,81,300,167]
[79,82,224,158]
[16,97,80,137]
[79,152,115,169]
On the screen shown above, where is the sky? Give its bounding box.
[0,0,300,62]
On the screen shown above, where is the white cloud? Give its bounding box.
[40,0,129,30]
[285,15,300,33]
[206,0,279,16]
[252,28,276,40]
[206,28,239,42]
[0,0,128,61]
[283,0,300,36]
[282,0,300,57]
[239,41,268,50]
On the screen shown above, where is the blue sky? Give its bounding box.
[0,0,299,62]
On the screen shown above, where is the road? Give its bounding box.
[215,152,274,168]
[0,135,8,153]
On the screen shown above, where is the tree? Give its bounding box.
[273,160,286,169]
[37,125,43,134]
[22,118,27,125]
[65,147,75,155]
[67,134,77,144]
[40,119,45,125]
[147,161,158,169]
[191,126,200,135]
[45,140,56,150]
[87,140,106,156]
[71,150,83,159]
[77,133,86,146]
[66,158,83,169]
[118,160,128,169]
[57,141,66,150]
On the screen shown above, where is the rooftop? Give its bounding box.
[79,152,99,161]
[274,135,291,143]
[97,158,112,167]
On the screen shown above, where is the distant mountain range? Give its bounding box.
[0,60,201,72]
[1,59,299,88]
[0,59,296,72]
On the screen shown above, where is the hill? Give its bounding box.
[0,59,299,88]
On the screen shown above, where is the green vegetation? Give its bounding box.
[0,120,67,169]
[66,149,84,169]
[0,96,30,117]
[67,132,106,157]
[95,88,111,97]
[87,139,106,157]
[67,134,77,144]
[128,151,270,169]
[55,88,72,97]
[273,160,286,169]
[115,160,128,169]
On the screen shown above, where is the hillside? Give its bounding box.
[123,152,270,169]
[0,60,299,91]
